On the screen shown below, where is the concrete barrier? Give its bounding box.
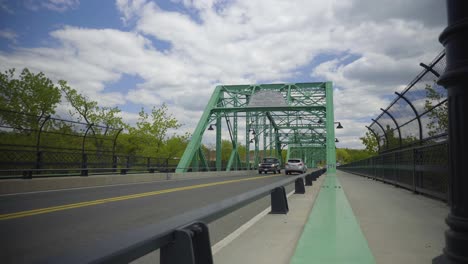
[0,170,260,195]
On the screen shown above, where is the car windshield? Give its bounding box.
[288,159,301,163]
[263,158,277,163]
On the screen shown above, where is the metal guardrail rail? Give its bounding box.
[339,142,448,201]
[52,169,326,264]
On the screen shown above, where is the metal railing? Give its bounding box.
[0,147,177,178]
[367,50,447,153]
[52,169,326,264]
[339,142,448,201]
[0,147,260,179]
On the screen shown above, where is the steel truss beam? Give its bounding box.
[176,82,336,173]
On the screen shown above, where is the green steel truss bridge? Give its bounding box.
[176,82,337,173]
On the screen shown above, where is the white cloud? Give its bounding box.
[0,0,13,13]
[0,29,17,43]
[24,0,80,12]
[0,0,446,149]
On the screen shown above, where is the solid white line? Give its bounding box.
[211,189,295,255]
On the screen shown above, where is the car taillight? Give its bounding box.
[299,163,303,166]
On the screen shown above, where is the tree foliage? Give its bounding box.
[336,148,375,164]
[125,104,181,157]
[360,131,379,154]
[0,68,186,159]
[424,84,448,137]
[0,68,61,130]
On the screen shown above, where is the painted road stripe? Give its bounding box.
[0,175,281,221]
[291,174,375,264]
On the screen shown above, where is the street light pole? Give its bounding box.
[437,0,468,263]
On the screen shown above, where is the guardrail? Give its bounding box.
[339,141,448,201]
[54,169,326,264]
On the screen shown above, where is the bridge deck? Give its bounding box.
[215,170,448,264]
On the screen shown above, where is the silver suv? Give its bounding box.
[285,159,307,175]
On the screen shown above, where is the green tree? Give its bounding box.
[159,133,190,160]
[221,139,233,162]
[128,104,181,157]
[336,148,351,164]
[0,68,61,130]
[59,80,98,125]
[360,131,379,154]
[424,84,448,137]
[59,81,128,152]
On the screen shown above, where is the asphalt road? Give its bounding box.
[0,173,294,263]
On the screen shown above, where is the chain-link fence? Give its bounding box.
[340,141,448,201]
[368,50,447,152]
[0,109,173,178]
[340,50,448,201]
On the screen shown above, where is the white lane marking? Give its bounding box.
[211,189,295,255]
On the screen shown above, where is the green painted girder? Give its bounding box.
[176,86,222,172]
[211,106,325,113]
[176,82,336,173]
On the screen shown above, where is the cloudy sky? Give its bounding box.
[0,0,446,149]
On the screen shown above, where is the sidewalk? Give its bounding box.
[213,175,325,264]
[214,170,448,264]
[337,170,448,264]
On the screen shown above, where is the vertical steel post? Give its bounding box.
[269,125,273,156]
[216,116,222,171]
[325,82,336,174]
[254,114,259,168]
[112,128,123,158]
[246,112,251,169]
[81,123,94,176]
[233,99,239,170]
[437,1,468,262]
[263,115,267,159]
[36,115,50,172]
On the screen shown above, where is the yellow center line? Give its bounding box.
[0,175,281,221]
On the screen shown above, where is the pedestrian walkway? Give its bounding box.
[215,170,448,264]
[291,173,375,263]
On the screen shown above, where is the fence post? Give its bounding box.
[121,156,130,175]
[36,150,43,172]
[412,148,417,193]
[147,157,154,173]
[112,155,117,173]
[81,153,88,176]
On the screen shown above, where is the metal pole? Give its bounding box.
[437,0,468,262]
[81,123,94,176]
[112,128,123,157]
[216,115,222,171]
[36,115,50,172]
